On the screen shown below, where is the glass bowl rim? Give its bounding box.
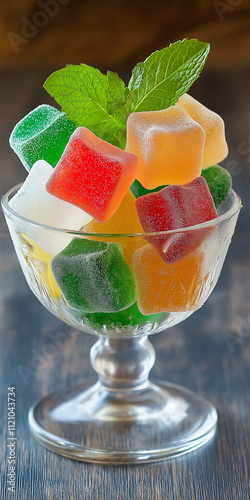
[1,183,242,238]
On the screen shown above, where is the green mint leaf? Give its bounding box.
[130,179,167,198]
[44,64,126,148]
[105,71,127,148]
[106,71,127,114]
[102,128,126,150]
[126,39,210,113]
[128,62,144,91]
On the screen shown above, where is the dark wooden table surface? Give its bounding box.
[0,66,250,500]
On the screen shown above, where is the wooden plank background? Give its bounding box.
[0,9,250,498]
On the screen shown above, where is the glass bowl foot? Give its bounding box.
[28,380,217,464]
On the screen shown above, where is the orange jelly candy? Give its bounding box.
[177,94,228,168]
[133,244,207,314]
[83,190,146,268]
[126,106,205,189]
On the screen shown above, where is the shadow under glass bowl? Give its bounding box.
[1,185,241,464]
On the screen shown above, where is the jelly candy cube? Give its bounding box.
[135,177,218,263]
[83,190,146,267]
[133,245,208,314]
[51,238,137,313]
[125,106,205,189]
[177,94,228,168]
[9,104,76,172]
[46,127,138,222]
[201,165,232,208]
[9,160,92,254]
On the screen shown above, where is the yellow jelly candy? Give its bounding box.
[83,190,146,268]
[177,93,228,169]
[126,106,205,189]
[20,234,61,301]
[133,244,208,314]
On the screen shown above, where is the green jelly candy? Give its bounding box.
[201,165,232,208]
[81,301,163,329]
[9,104,76,171]
[51,238,137,313]
[130,179,167,198]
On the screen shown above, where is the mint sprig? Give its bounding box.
[44,64,127,149]
[44,39,210,149]
[126,39,210,113]
[106,71,127,116]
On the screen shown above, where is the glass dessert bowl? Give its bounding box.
[2,185,241,464]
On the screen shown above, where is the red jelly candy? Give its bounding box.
[46,127,138,222]
[135,177,218,263]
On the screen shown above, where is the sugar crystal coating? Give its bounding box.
[134,245,207,314]
[177,94,228,168]
[9,104,76,171]
[201,165,232,208]
[135,176,218,263]
[46,127,139,222]
[83,190,146,267]
[5,47,235,334]
[126,106,205,189]
[9,160,92,254]
[51,238,137,313]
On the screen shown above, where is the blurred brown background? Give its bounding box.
[0,0,250,70]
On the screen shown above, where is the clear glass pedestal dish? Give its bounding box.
[2,185,241,464]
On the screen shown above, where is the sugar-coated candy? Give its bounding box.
[9,105,76,172]
[9,160,92,254]
[83,190,146,267]
[177,94,228,168]
[46,127,138,222]
[81,302,163,330]
[134,245,207,314]
[135,177,218,263]
[125,106,205,189]
[201,165,232,208]
[51,238,137,313]
[20,234,61,301]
